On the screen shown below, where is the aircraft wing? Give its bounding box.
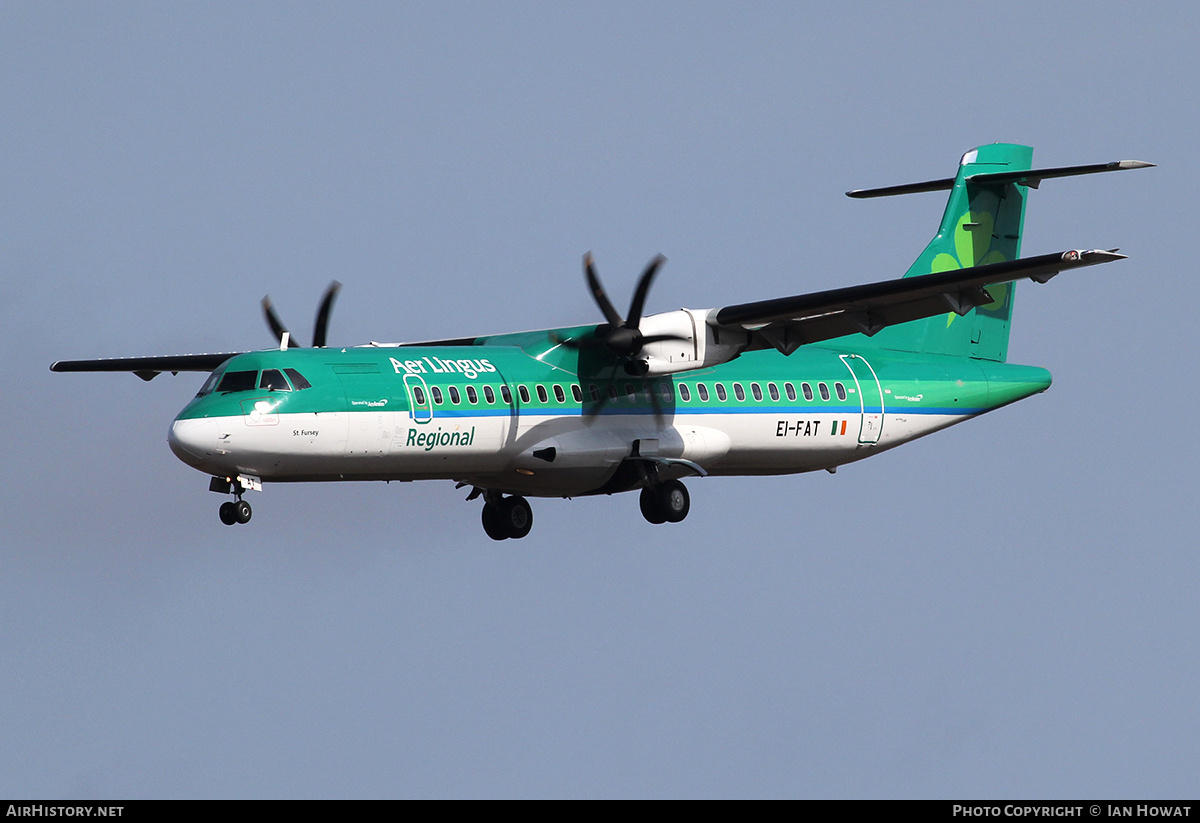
[713,249,1125,354]
[50,352,243,381]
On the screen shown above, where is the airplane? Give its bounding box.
[51,143,1151,540]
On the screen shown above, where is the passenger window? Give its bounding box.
[715,383,727,401]
[768,383,779,401]
[607,384,619,401]
[589,384,601,403]
[571,384,582,403]
[518,385,530,404]
[660,383,673,402]
[413,386,426,406]
[501,385,512,404]
[466,386,478,404]
[785,382,796,401]
[449,386,461,404]
[216,371,258,393]
[818,382,831,401]
[283,368,311,390]
[679,384,691,402]
[751,383,763,401]
[553,384,565,403]
[802,382,814,401]
[734,383,746,402]
[697,383,709,402]
[835,382,847,401]
[484,386,495,404]
[537,385,548,403]
[431,386,444,405]
[625,384,636,402]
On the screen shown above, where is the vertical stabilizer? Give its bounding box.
[864,143,1033,362]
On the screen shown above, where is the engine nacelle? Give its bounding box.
[639,308,750,376]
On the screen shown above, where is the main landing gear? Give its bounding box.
[639,479,690,525]
[481,493,533,541]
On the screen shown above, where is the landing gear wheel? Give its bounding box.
[219,501,237,526]
[482,502,508,541]
[500,495,533,539]
[233,499,252,524]
[639,487,666,524]
[658,479,690,523]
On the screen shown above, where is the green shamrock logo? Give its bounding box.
[933,210,1009,326]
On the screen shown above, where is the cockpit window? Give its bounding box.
[259,369,291,391]
[216,370,258,393]
[196,370,223,397]
[284,368,311,390]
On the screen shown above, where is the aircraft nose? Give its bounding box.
[168,417,217,469]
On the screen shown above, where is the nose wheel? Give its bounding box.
[639,479,689,525]
[219,498,252,526]
[481,494,533,540]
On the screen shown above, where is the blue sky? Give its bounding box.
[2,1,1195,798]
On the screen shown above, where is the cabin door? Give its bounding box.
[839,354,885,445]
[402,373,433,425]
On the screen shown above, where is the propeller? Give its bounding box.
[562,253,687,376]
[261,281,342,348]
[556,253,690,427]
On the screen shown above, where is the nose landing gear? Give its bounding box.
[211,476,256,526]
[218,499,252,526]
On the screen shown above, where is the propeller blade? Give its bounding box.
[575,252,673,367]
[584,253,625,328]
[582,368,621,423]
[604,326,643,359]
[625,254,666,329]
[261,296,301,348]
[550,328,609,350]
[555,335,606,350]
[584,385,610,422]
[312,280,342,349]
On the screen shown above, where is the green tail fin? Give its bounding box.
[868,143,1033,362]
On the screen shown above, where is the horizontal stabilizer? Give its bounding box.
[50,352,241,381]
[967,160,1155,189]
[847,159,1153,198]
[845,177,955,199]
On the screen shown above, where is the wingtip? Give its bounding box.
[1074,248,1128,263]
[1118,160,1155,170]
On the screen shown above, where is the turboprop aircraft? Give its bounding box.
[52,144,1151,539]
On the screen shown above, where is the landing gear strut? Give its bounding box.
[639,479,689,525]
[481,493,533,540]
